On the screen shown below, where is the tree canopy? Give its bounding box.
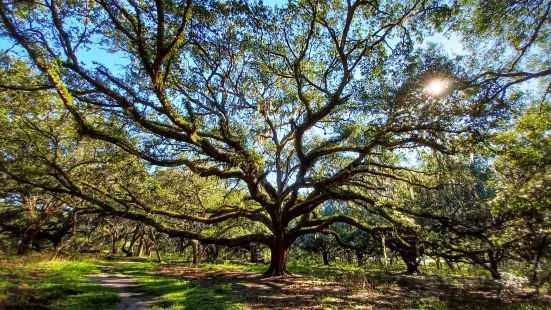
[0,0,549,277]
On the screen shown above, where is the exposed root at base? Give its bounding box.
[262,269,293,278]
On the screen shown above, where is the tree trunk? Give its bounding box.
[204,245,215,262]
[382,235,388,265]
[487,252,501,280]
[322,251,329,266]
[488,267,501,280]
[51,211,78,260]
[346,252,353,265]
[17,236,33,255]
[531,237,547,293]
[179,238,191,256]
[50,236,62,249]
[406,261,419,274]
[250,243,260,263]
[399,251,419,274]
[136,236,144,257]
[111,236,119,255]
[444,258,455,271]
[148,229,162,264]
[356,251,364,267]
[122,226,140,257]
[155,247,162,263]
[207,245,220,262]
[486,261,501,280]
[264,232,292,277]
[191,240,199,264]
[18,229,38,255]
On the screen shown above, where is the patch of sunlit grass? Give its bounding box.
[113,262,245,310]
[0,255,118,309]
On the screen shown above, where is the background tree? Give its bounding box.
[453,0,551,101]
[489,100,551,287]
[296,232,336,265]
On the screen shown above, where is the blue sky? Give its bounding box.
[0,0,467,64]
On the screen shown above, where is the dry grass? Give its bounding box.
[155,263,551,310]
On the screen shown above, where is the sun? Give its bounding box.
[425,79,447,96]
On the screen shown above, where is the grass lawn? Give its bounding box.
[2,255,549,310]
[0,255,119,309]
[111,262,245,310]
[116,260,551,310]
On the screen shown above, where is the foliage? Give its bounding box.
[0,0,549,280]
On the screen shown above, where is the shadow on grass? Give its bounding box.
[145,262,551,310]
[0,258,118,310]
[111,262,244,310]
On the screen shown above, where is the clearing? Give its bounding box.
[1,256,550,310]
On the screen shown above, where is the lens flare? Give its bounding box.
[426,80,446,96]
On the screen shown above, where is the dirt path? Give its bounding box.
[91,265,160,310]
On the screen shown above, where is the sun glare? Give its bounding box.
[426,79,446,96]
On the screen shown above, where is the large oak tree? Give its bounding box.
[0,0,520,275]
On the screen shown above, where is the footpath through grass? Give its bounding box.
[2,255,549,310]
[111,262,245,310]
[0,255,245,310]
[0,255,118,309]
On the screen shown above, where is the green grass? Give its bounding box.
[198,260,365,275]
[2,256,548,310]
[0,255,118,309]
[409,297,448,310]
[111,262,245,310]
[198,262,268,273]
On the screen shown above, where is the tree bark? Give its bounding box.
[191,240,199,264]
[346,252,353,265]
[531,237,547,293]
[488,267,501,280]
[356,251,364,267]
[250,243,260,263]
[51,211,79,260]
[264,245,290,276]
[263,232,292,277]
[122,225,140,257]
[486,251,501,280]
[487,261,500,280]
[50,235,62,249]
[111,236,119,255]
[444,258,455,271]
[322,251,329,266]
[382,235,388,265]
[148,228,162,264]
[136,236,144,257]
[17,229,38,255]
[205,245,220,262]
[399,251,420,274]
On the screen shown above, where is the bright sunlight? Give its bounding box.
[425,79,447,96]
